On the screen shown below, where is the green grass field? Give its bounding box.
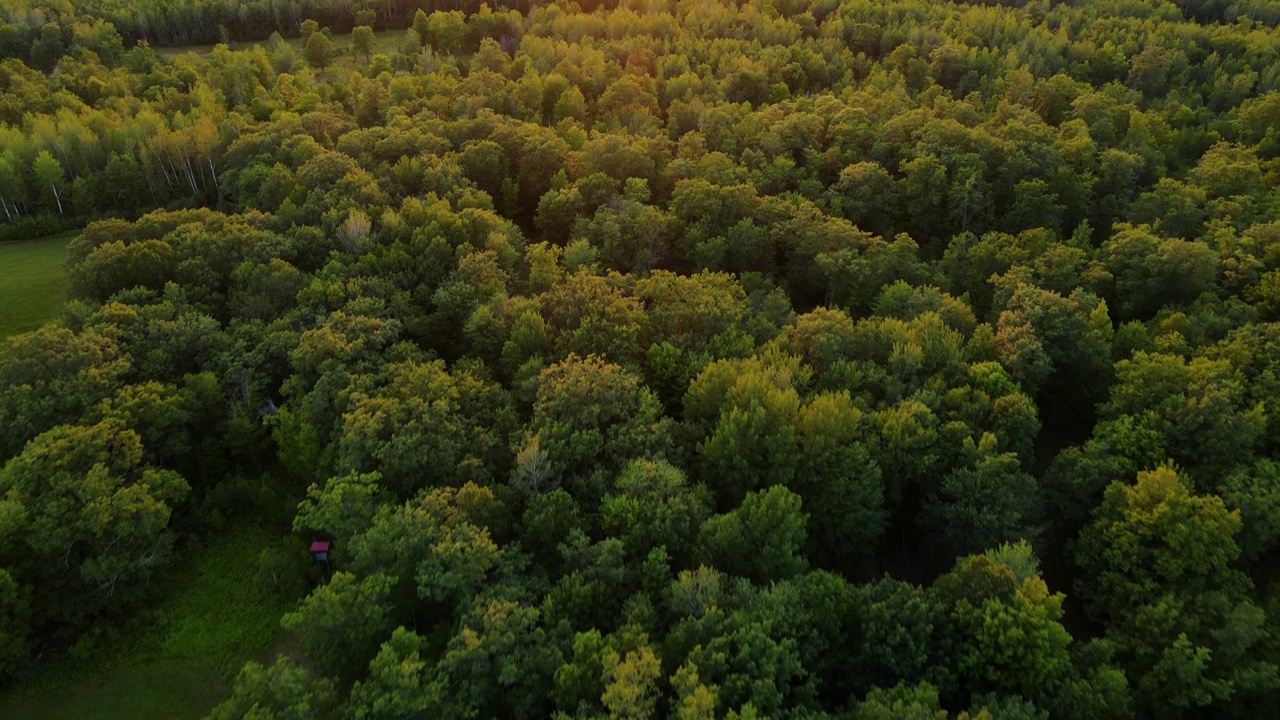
[0,232,74,340]
[0,524,300,720]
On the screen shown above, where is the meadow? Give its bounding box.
[0,524,300,720]
[0,232,74,340]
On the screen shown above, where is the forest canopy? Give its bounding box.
[2,0,1280,717]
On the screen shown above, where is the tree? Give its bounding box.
[674,609,809,716]
[0,325,128,459]
[1219,460,1280,561]
[1104,224,1217,320]
[300,19,319,43]
[991,280,1113,416]
[337,359,515,496]
[0,153,28,219]
[854,682,948,720]
[684,355,806,508]
[931,553,1073,707]
[793,391,886,567]
[426,11,466,56]
[294,471,385,543]
[1097,352,1264,477]
[0,570,30,677]
[281,572,395,680]
[32,150,64,214]
[30,22,64,72]
[432,598,567,720]
[601,459,712,565]
[851,577,952,698]
[207,657,336,720]
[304,30,333,71]
[602,645,663,719]
[0,420,188,629]
[699,485,808,583]
[346,628,443,719]
[1078,466,1246,619]
[1074,466,1276,714]
[530,354,674,505]
[919,443,1043,559]
[345,484,501,615]
[411,10,430,50]
[352,26,374,64]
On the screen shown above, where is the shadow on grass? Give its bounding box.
[0,523,302,720]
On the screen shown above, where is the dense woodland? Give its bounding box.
[2,0,1280,717]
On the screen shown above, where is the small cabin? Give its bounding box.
[311,540,332,565]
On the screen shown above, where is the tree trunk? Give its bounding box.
[51,184,62,214]
[184,156,200,195]
[207,157,219,193]
[142,160,160,206]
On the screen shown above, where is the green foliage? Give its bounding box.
[0,420,188,633]
[933,555,1072,706]
[302,30,333,71]
[531,354,674,505]
[207,657,334,720]
[0,523,302,720]
[1075,466,1277,714]
[1,1,1279,718]
[854,681,947,720]
[281,572,394,680]
[699,485,808,584]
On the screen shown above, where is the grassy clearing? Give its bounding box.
[0,232,74,340]
[0,524,300,720]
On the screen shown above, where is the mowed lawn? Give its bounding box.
[0,232,74,340]
[0,524,300,720]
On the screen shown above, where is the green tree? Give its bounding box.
[793,391,886,566]
[432,598,567,720]
[0,570,30,677]
[346,628,443,719]
[1097,352,1264,477]
[32,150,64,214]
[530,354,674,505]
[281,572,395,680]
[0,420,188,629]
[352,26,374,64]
[337,359,515,496]
[602,645,663,719]
[854,682,948,720]
[684,355,805,507]
[931,553,1073,706]
[850,577,952,698]
[1075,466,1276,714]
[294,471,385,543]
[299,19,319,43]
[1076,466,1247,621]
[425,10,466,56]
[699,485,808,583]
[345,484,501,615]
[411,10,429,50]
[0,325,128,459]
[304,30,333,71]
[601,459,712,565]
[207,657,336,720]
[920,442,1043,558]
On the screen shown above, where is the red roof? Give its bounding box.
[311,541,331,552]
